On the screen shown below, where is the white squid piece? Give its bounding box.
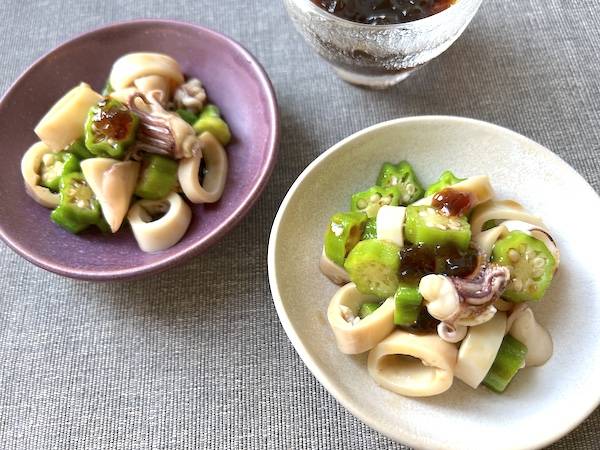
[472,224,508,258]
[319,248,350,285]
[127,192,192,253]
[34,82,103,151]
[109,53,184,103]
[80,158,140,233]
[178,132,228,203]
[367,330,458,397]
[376,205,406,248]
[20,142,60,208]
[454,312,507,388]
[508,307,553,367]
[327,283,395,354]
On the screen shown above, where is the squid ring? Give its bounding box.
[127,192,191,253]
[20,141,59,208]
[327,283,395,354]
[178,132,228,203]
[367,330,458,397]
[470,200,545,236]
[109,53,184,91]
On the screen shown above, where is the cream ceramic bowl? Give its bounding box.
[268,116,600,450]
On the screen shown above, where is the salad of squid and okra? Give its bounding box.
[321,161,559,397]
[21,53,231,252]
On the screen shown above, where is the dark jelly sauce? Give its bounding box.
[399,243,480,282]
[432,187,472,216]
[311,0,456,25]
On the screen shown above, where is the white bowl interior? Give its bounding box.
[269,117,600,450]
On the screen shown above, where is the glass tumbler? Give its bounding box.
[283,0,483,89]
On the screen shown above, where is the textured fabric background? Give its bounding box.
[0,1,598,449]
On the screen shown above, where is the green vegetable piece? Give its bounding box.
[361,218,377,240]
[394,282,423,326]
[483,335,528,393]
[101,80,113,96]
[424,170,466,197]
[376,161,424,205]
[177,109,198,126]
[135,154,179,200]
[351,185,400,218]
[193,104,232,145]
[84,98,139,158]
[50,172,102,234]
[66,137,94,159]
[404,205,471,250]
[344,239,401,299]
[39,151,80,192]
[324,212,368,267]
[491,231,556,302]
[358,302,381,319]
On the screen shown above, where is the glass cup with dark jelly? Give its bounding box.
[283,0,483,88]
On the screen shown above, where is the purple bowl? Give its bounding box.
[0,19,279,281]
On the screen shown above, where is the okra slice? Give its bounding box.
[361,218,377,240]
[351,186,399,218]
[84,98,139,158]
[344,239,401,299]
[483,335,528,393]
[50,172,102,234]
[193,104,232,146]
[324,212,368,267]
[39,151,80,192]
[424,170,465,197]
[358,302,381,319]
[376,161,424,205]
[491,231,556,302]
[404,205,471,250]
[66,138,94,159]
[177,109,198,126]
[394,282,423,326]
[135,154,179,200]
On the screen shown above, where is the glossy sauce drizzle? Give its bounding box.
[93,101,133,141]
[432,188,472,216]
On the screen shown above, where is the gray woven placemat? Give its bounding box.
[0,1,598,448]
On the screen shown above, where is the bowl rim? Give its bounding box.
[0,19,280,281]
[287,0,480,29]
[267,115,600,450]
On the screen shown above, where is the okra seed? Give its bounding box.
[508,249,520,263]
[435,224,447,230]
[533,257,546,268]
[357,199,368,209]
[525,279,537,293]
[406,184,415,195]
[370,194,381,203]
[381,196,391,205]
[419,211,428,218]
[391,176,399,185]
[525,250,536,261]
[532,268,544,278]
[512,279,523,291]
